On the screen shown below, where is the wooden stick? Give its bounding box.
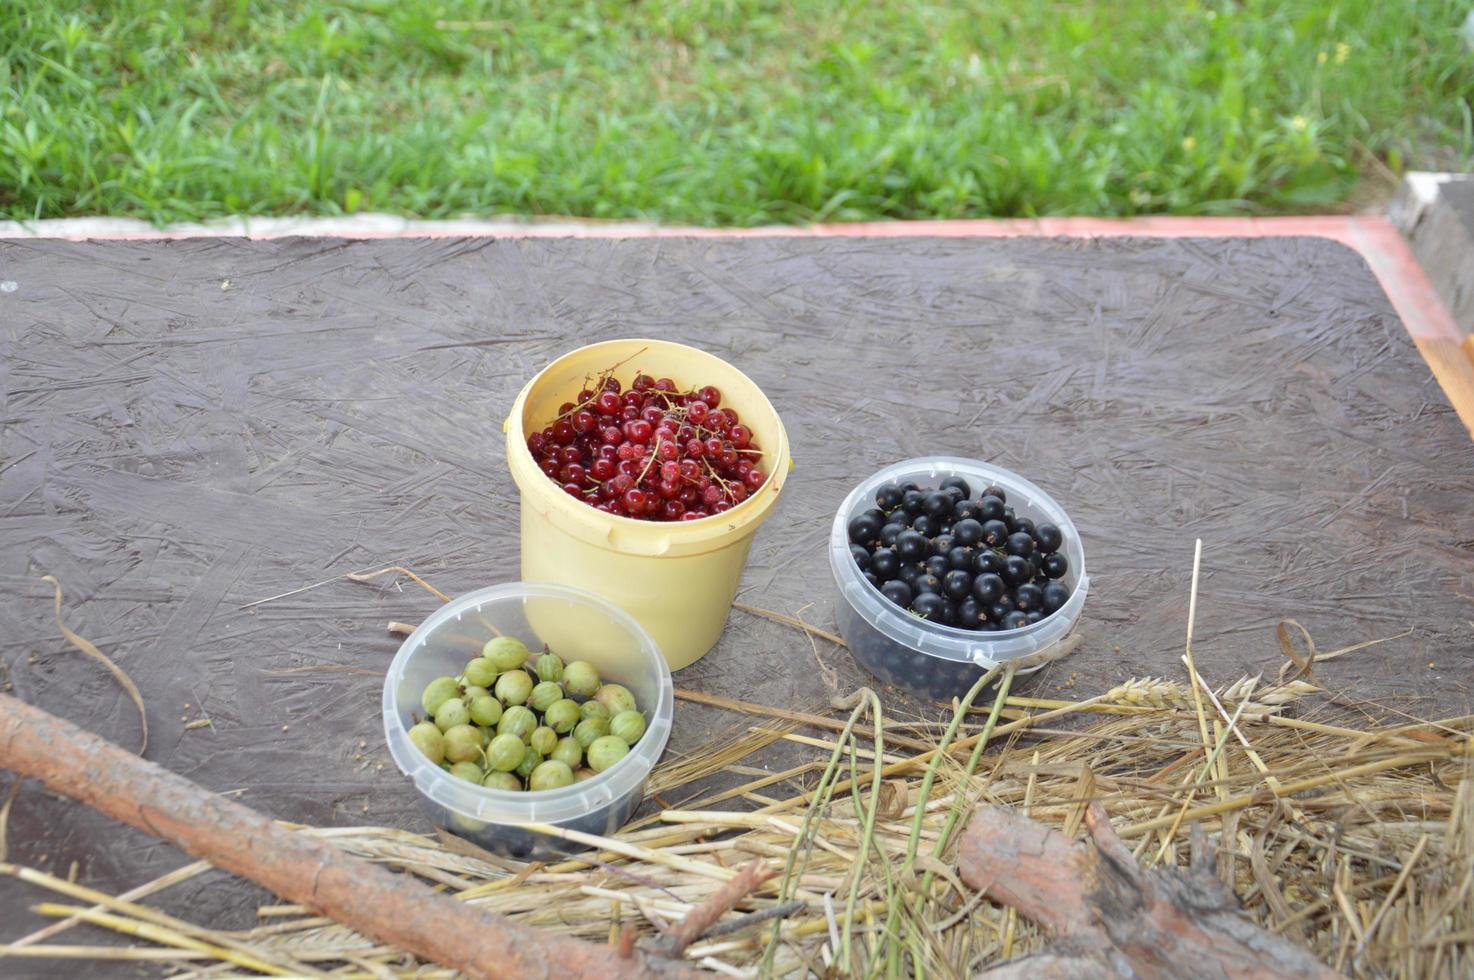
[960,801,1338,979]
[656,860,777,957]
[0,693,697,980]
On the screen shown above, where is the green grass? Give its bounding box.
[2,1,1472,224]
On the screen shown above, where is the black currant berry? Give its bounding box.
[898,480,919,492]
[1013,517,1036,538]
[848,513,882,545]
[939,476,972,497]
[912,593,945,621]
[939,598,958,625]
[953,499,981,522]
[982,485,1007,504]
[1001,610,1028,630]
[922,492,953,518]
[863,571,880,588]
[901,489,926,515]
[1033,523,1062,553]
[1005,532,1034,557]
[980,520,1010,547]
[972,550,1003,576]
[914,573,943,595]
[1001,555,1032,586]
[879,522,905,547]
[952,518,983,547]
[988,598,1015,622]
[1014,583,1044,611]
[1042,552,1069,579]
[930,534,955,557]
[911,514,938,537]
[923,555,950,578]
[1041,582,1070,613]
[880,579,913,608]
[895,530,928,562]
[850,544,871,571]
[871,549,900,581]
[956,598,984,629]
[874,483,904,511]
[947,546,974,571]
[1025,611,1044,624]
[972,572,1005,605]
[943,569,973,601]
[898,563,923,587]
[979,495,1006,521]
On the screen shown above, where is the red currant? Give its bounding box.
[591,457,615,480]
[699,385,721,408]
[744,467,766,490]
[595,391,621,415]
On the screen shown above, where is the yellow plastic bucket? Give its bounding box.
[505,339,791,670]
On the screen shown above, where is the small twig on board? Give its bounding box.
[655,860,777,957]
[1180,541,1213,766]
[732,603,846,647]
[696,899,806,940]
[345,567,453,604]
[387,621,417,636]
[40,576,148,756]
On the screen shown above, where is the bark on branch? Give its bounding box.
[0,693,697,979]
[958,801,1339,980]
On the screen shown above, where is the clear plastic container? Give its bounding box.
[829,457,1089,701]
[382,582,673,860]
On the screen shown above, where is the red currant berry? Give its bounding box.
[572,410,596,434]
[686,400,709,423]
[623,488,647,511]
[654,377,676,392]
[591,458,616,480]
[624,419,653,443]
[744,467,766,489]
[595,391,621,415]
[699,385,721,408]
[663,500,685,519]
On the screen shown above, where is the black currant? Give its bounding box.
[879,522,906,547]
[1041,582,1070,613]
[972,550,1003,576]
[1001,555,1032,586]
[922,491,953,518]
[912,593,945,621]
[943,569,973,601]
[911,514,938,537]
[939,476,972,498]
[1001,610,1028,630]
[1013,517,1036,538]
[982,484,1007,504]
[863,571,880,588]
[901,489,926,515]
[930,534,955,557]
[988,597,1015,622]
[980,519,1010,547]
[871,549,900,581]
[898,563,923,587]
[1005,532,1034,557]
[914,573,943,595]
[956,597,984,629]
[874,483,904,511]
[1001,506,1016,529]
[947,546,975,571]
[953,499,982,522]
[923,555,950,578]
[1033,523,1062,553]
[952,518,984,547]
[895,530,928,562]
[880,579,913,608]
[1014,583,1044,611]
[972,572,1005,605]
[850,544,871,571]
[886,508,913,528]
[1042,552,1069,579]
[898,480,919,493]
[848,513,882,545]
[1025,611,1044,624]
[939,598,958,625]
[979,495,1006,521]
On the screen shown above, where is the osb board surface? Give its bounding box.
[1,235,1472,953]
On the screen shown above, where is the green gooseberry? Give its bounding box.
[609,710,646,745]
[483,636,531,671]
[574,768,596,782]
[529,726,558,757]
[594,683,637,716]
[574,717,609,750]
[495,669,533,706]
[551,736,582,769]
[535,652,564,684]
[486,732,526,772]
[476,725,495,746]
[529,759,575,791]
[448,761,484,783]
[587,735,630,773]
[461,684,489,701]
[421,676,460,716]
[498,704,537,741]
[544,699,581,734]
[443,724,484,764]
[482,770,522,791]
[434,697,470,732]
[562,661,601,699]
[515,746,543,782]
[579,700,610,723]
[408,721,444,764]
[463,657,499,688]
[469,695,503,727]
[529,680,563,713]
